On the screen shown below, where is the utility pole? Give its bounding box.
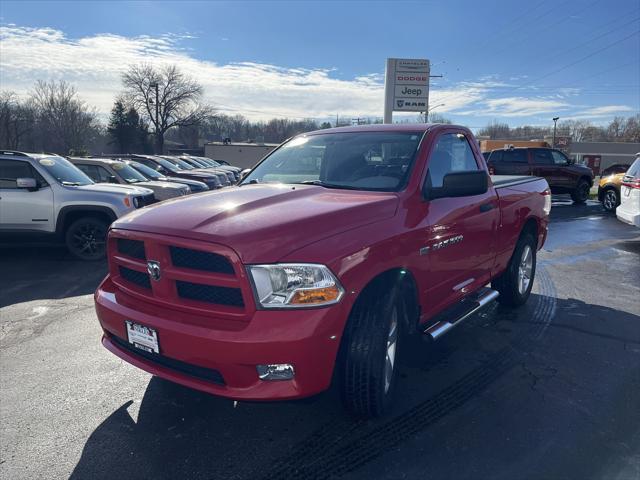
[552,117,560,148]
[150,82,160,153]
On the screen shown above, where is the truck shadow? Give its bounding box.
[69,296,640,480]
[0,245,107,308]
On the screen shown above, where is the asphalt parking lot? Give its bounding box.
[1,198,639,480]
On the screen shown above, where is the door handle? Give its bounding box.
[479,202,495,212]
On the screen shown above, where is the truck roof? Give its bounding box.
[304,123,453,135]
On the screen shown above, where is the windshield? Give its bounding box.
[129,161,162,180]
[110,162,149,183]
[164,157,194,170]
[241,132,423,191]
[38,157,93,186]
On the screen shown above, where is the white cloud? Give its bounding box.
[457,97,571,117]
[0,25,635,124]
[577,105,634,116]
[0,25,495,120]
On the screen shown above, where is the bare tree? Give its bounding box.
[0,92,36,149]
[29,80,100,154]
[122,64,214,153]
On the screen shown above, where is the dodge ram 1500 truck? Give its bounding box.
[94,124,551,418]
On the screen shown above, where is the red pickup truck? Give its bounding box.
[95,124,550,418]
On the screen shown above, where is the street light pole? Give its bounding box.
[150,82,160,153]
[426,103,445,122]
[552,117,560,148]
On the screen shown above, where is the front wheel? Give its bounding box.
[571,180,590,204]
[340,286,403,418]
[602,188,619,212]
[492,233,537,307]
[65,217,108,261]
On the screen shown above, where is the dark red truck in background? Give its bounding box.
[486,147,593,203]
[95,124,550,418]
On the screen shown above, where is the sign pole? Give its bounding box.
[383,58,395,124]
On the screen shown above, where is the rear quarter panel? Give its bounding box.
[493,178,549,277]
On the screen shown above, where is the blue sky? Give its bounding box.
[1,0,638,128]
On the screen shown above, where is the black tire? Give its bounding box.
[492,233,536,307]
[601,188,619,212]
[571,179,590,204]
[340,284,404,418]
[64,217,108,261]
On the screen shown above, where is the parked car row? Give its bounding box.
[0,151,242,260]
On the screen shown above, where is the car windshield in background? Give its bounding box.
[38,157,93,186]
[241,132,423,192]
[154,158,181,172]
[110,162,149,183]
[129,161,163,180]
[166,158,195,170]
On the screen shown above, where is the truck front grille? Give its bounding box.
[117,238,146,260]
[119,266,151,289]
[170,246,234,274]
[109,231,252,320]
[176,281,244,307]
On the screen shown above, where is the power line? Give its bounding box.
[523,29,640,86]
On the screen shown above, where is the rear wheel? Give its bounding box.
[571,180,590,204]
[602,188,619,212]
[65,217,108,261]
[493,233,536,307]
[340,285,404,418]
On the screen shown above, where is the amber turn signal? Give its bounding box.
[289,286,342,305]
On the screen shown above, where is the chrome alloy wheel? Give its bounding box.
[518,245,533,295]
[384,307,398,393]
[603,189,618,211]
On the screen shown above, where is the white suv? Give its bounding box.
[0,151,155,260]
[616,155,640,227]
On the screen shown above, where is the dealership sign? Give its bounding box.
[384,58,430,122]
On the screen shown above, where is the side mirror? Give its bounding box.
[16,177,37,190]
[240,168,251,179]
[426,170,488,200]
[108,175,119,184]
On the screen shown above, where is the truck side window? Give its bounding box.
[489,151,503,162]
[533,150,553,165]
[502,149,527,163]
[0,160,32,189]
[551,151,569,165]
[426,133,479,188]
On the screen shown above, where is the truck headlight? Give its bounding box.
[247,263,344,308]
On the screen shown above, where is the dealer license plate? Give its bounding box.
[125,321,159,354]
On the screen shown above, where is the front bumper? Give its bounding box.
[95,276,347,400]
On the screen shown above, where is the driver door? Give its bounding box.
[0,159,54,232]
[417,132,500,319]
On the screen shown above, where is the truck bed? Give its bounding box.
[491,175,542,189]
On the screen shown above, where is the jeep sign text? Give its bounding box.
[384,58,430,121]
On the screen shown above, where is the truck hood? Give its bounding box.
[74,183,154,196]
[112,184,399,263]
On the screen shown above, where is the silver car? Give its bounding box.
[69,157,190,201]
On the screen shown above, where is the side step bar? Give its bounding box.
[423,287,500,340]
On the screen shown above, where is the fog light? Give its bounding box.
[257,364,295,381]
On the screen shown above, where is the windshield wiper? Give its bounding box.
[296,180,361,190]
[61,181,81,186]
